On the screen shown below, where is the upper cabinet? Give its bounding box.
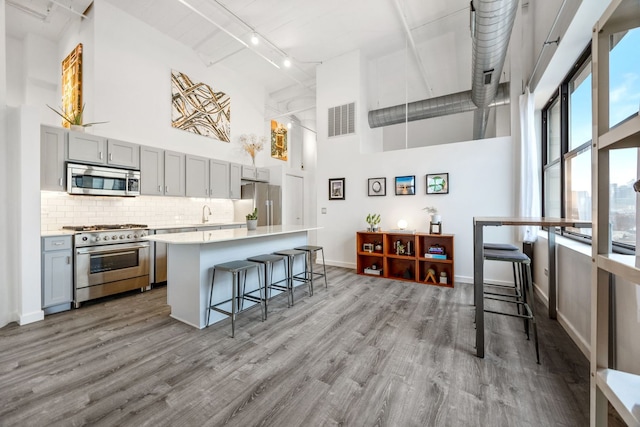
[229,163,241,199]
[41,126,67,191]
[186,155,210,198]
[241,165,270,182]
[140,146,164,196]
[67,131,139,169]
[164,151,186,197]
[209,159,230,199]
[107,139,140,169]
[67,132,106,164]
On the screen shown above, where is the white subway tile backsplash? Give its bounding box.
[41,193,235,231]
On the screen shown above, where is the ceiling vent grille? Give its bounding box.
[328,102,355,137]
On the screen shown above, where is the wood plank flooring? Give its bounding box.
[0,266,590,426]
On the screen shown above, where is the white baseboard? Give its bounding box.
[533,282,590,359]
[18,310,44,325]
[325,260,356,269]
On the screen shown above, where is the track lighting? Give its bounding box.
[251,32,259,45]
[283,57,291,68]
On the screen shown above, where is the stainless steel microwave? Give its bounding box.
[67,163,140,196]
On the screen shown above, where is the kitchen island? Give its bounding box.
[144,225,319,329]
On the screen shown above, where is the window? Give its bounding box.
[542,35,638,252]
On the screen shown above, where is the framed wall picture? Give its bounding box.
[395,175,415,195]
[329,178,345,200]
[426,173,449,194]
[368,177,386,196]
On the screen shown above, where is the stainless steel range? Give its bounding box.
[63,224,150,307]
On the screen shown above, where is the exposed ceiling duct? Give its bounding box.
[368,83,509,128]
[470,0,519,139]
[368,0,518,139]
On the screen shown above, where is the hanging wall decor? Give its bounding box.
[271,120,288,161]
[171,70,231,142]
[426,173,449,194]
[60,43,83,129]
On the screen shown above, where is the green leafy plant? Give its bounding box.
[366,213,381,228]
[246,208,258,220]
[422,206,438,215]
[47,104,108,127]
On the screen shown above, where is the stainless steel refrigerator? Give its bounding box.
[241,183,282,226]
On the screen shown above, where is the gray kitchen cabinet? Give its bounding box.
[107,139,140,169]
[229,163,241,199]
[140,146,164,195]
[41,235,73,314]
[240,165,269,182]
[256,167,270,182]
[241,165,257,180]
[67,131,106,164]
[209,159,229,199]
[41,125,67,191]
[164,150,186,196]
[186,155,210,198]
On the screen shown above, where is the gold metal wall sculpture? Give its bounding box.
[171,70,231,142]
[271,120,288,161]
[61,43,83,129]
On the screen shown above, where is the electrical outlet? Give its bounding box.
[321,207,327,214]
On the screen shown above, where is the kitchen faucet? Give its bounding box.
[202,205,212,223]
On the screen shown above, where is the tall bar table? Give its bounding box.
[473,217,591,358]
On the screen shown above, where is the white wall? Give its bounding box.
[316,50,516,283]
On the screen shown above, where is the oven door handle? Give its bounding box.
[76,242,150,255]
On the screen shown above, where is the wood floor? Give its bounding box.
[0,266,590,426]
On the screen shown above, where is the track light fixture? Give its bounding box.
[283,57,292,68]
[251,32,259,45]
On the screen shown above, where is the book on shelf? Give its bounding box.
[424,253,447,259]
[364,268,383,275]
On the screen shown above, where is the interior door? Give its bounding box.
[285,174,304,226]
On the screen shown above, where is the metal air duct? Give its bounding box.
[368,83,509,128]
[470,0,519,139]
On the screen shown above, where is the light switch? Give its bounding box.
[321,207,327,214]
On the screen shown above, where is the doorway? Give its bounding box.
[285,174,304,225]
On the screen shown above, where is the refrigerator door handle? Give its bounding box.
[270,200,274,226]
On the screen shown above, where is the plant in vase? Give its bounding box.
[246,208,258,230]
[365,213,381,231]
[422,206,441,224]
[47,104,107,131]
[239,133,266,166]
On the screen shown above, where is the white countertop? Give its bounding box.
[149,222,246,230]
[144,225,320,244]
[41,230,77,237]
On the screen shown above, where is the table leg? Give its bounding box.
[548,227,557,319]
[474,222,485,358]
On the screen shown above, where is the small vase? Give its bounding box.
[70,125,85,132]
[246,219,258,230]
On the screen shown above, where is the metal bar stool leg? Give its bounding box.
[321,248,328,288]
[207,268,216,327]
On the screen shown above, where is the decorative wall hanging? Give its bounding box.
[395,176,416,195]
[368,177,386,196]
[271,120,288,161]
[171,70,231,142]
[60,43,83,129]
[426,173,449,194]
[239,133,265,166]
[329,178,345,200]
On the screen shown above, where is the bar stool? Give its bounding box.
[483,242,522,302]
[247,253,287,317]
[273,249,309,305]
[294,245,328,295]
[483,248,540,364]
[206,260,262,338]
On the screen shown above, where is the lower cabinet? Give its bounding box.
[41,235,73,314]
[356,231,455,287]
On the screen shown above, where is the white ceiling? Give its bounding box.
[5,0,472,128]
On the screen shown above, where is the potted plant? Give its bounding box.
[47,104,107,131]
[366,213,381,232]
[246,208,258,230]
[423,206,441,224]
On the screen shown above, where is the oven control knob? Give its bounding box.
[93,237,100,242]
[82,236,88,241]
[133,234,138,238]
[119,235,125,239]
[112,236,118,240]
[127,234,132,239]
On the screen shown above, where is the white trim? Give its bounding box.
[18,310,44,325]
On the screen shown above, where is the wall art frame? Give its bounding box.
[368,177,386,196]
[426,173,449,194]
[395,175,416,195]
[329,178,345,200]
